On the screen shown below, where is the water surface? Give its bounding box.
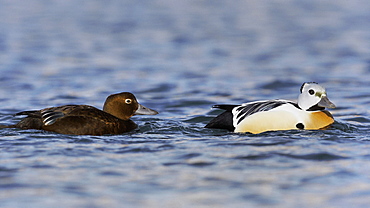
[1,0,370,207]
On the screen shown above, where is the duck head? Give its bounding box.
[298,82,336,111]
[103,92,158,120]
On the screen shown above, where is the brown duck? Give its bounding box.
[1,92,158,135]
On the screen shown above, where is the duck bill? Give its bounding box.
[318,96,336,108]
[134,104,159,115]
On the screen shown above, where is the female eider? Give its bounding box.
[205,82,336,134]
[1,92,158,135]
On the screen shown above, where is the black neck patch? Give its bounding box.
[307,104,325,111]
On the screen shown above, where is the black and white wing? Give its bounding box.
[232,100,290,125]
[205,100,294,131]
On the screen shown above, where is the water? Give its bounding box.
[0,0,370,207]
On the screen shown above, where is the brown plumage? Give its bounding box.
[2,92,158,135]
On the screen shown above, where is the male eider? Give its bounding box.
[205,82,336,134]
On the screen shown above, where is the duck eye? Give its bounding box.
[308,89,315,95]
[125,99,132,104]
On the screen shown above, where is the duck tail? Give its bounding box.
[212,104,239,112]
[14,110,40,117]
[205,104,237,131]
[0,124,14,129]
[205,110,235,132]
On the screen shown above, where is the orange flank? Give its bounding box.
[304,110,334,130]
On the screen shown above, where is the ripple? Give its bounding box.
[116,147,157,154]
[176,153,202,160]
[278,153,348,161]
[183,115,211,123]
[162,161,216,167]
[343,116,370,124]
[30,164,54,169]
[72,138,96,144]
[330,121,356,133]
[233,154,272,160]
[223,140,292,147]
[99,171,126,177]
[0,167,18,178]
[156,144,176,151]
[188,161,216,167]
[0,182,29,189]
[259,80,301,90]
[0,1,369,208]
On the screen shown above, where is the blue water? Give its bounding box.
[1,0,370,207]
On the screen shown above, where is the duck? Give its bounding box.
[2,92,158,135]
[205,82,336,134]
